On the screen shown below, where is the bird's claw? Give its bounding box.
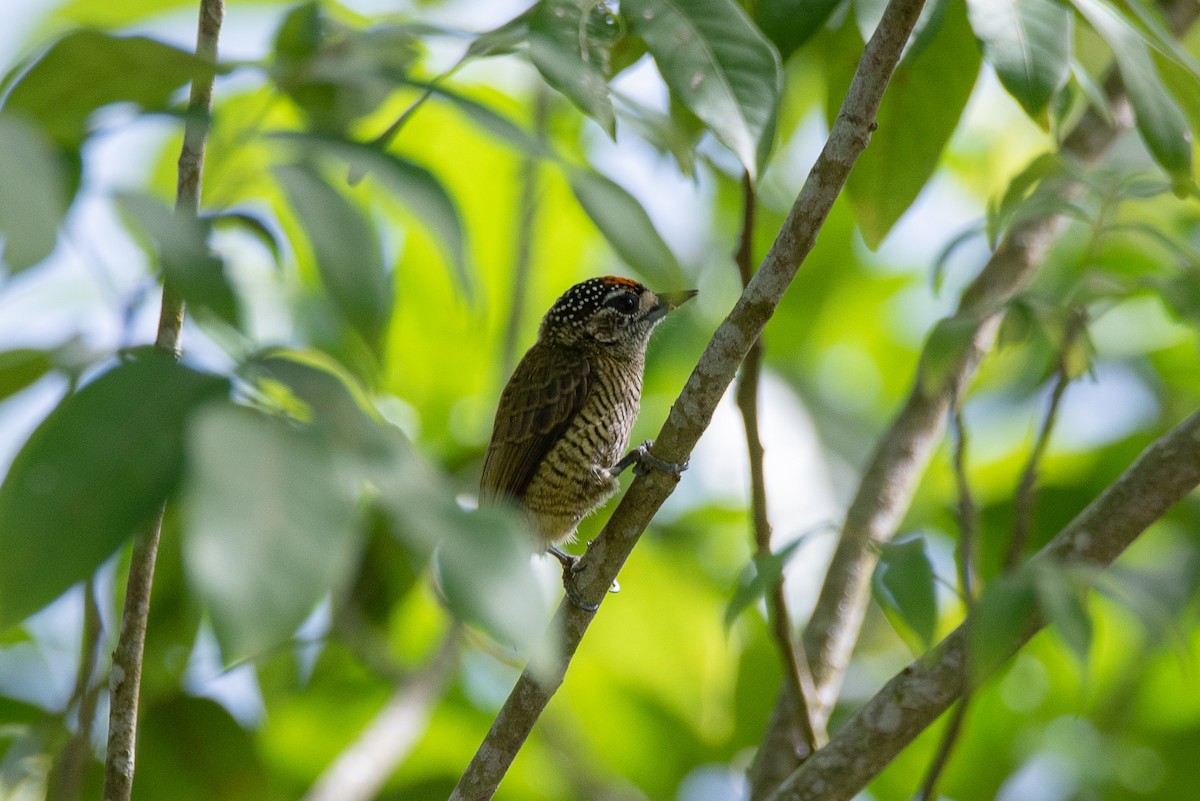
[616,440,689,477]
[546,546,619,612]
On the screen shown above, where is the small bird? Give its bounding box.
[480,276,696,599]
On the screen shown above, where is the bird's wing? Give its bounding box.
[480,343,590,503]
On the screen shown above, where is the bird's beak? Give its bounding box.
[652,291,700,321]
[657,289,699,312]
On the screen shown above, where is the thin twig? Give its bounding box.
[1006,310,1084,570]
[745,7,1200,796]
[766,407,1200,801]
[501,87,550,375]
[914,404,976,801]
[950,406,977,602]
[732,171,823,755]
[102,2,224,800]
[447,0,931,796]
[47,581,103,801]
[301,627,461,801]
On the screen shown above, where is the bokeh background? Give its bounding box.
[1,0,1199,799]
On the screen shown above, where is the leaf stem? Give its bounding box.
[101,2,224,799]
[732,171,823,756]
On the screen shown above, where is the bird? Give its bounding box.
[480,276,697,606]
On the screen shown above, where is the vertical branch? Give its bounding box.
[48,582,103,801]
[1006,310,1083,570]
[914,404,976,801]
[732,172,823,755]
[501,88,550,375]
[102,2,224,800]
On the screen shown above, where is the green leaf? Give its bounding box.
[2,30,210,150]
[0,356,228,630]
[528,0,617,137]
[834,0,981,247]
[0,116,71,275]
[0,349,54,403]
[271,3,419,134]
[724,538,806,630]
[275,162,392,349]
[968,571,1039,683]
[466,9,534,59]
[283,134,472,298]
[965,0,1072,121]
[181,403,361,663]
[756,0,844,62]
[624,0,782,181]
[435,504,555,661]
[918,314,979,395]
[116,193,240,328]
[567,167,682,285]
[1033,563,1093,665]
[872,536,938,651]
[1070,0,1193,187]
[206,211,284,266]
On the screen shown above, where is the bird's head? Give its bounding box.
[539,276,697,355]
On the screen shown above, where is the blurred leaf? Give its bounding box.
[182,402,361,663]
[614,93,701,176]
[529,0,617,137]
[0,356,228,630]
[275,162,392,349]
[1157,271,1200,327]
[239,348,383,455]
[624,0,782,181]
[872,536,938,651]
[756,0,844,62]
[724,538,806,629]
[271,3,419,134]
[986,152,1070,245]
[1070,0,1193,189]
[966,0,1072,122]
[401,79,550,156]
[931,223,985,294]
[0,349,53,403]
[434,504,555,662]
[1033,563,1093,665]
[567,167,682,285]
[2,30,210,150]
[918,315,978,396]
[52,0,291,28]
[0,116,71,274]
[838,0,980,247]
[968,571,1039,683]
[465,8,533,59]
[284,134,472,297]
[1119,0,1200,80]
[1069,59,1115,127]
[207,210,283,265]
[116,193,240,328]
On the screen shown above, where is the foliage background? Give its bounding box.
[0,0,1198,799]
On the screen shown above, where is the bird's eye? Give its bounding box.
[607,294,638,314]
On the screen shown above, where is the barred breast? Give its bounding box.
[521,353,643,546]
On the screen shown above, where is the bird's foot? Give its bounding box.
[548,546,599,612]
[547,546,619,612]
[613,439,689,477]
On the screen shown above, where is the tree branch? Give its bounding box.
[732,172,823,755]
[748,3,1200,795]
[102,2,224,799]
[766,406,1200,801]
[447,0,930,797]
